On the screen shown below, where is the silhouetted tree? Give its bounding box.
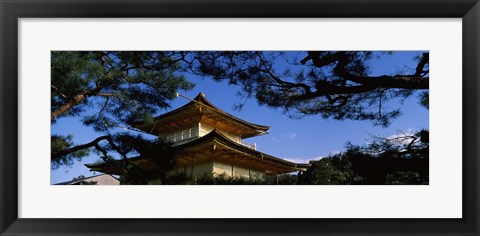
[299,130,428,185]
[51,134,90,169]
[70,134,178,184]
[183,51,428,126]
[71,175,86,181]
[196,173,267,185]
[277,174,298,185]
[298,151,364,185]
[70,175,98,185]
[349,130,429,184]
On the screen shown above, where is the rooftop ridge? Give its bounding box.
[188,93,270,131]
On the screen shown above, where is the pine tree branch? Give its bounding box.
[50,86,103,122]
[51,135,111,161]
[51,85,68,99]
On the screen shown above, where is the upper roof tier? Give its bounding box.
[132,93,271,139]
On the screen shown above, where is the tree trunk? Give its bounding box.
[51,92,88,122]
[51,86,102,122]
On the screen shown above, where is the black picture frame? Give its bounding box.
[1,0,479,235]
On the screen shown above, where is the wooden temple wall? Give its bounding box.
[174,161,213,177]
[212,161,266,180]
[172,160,266,181]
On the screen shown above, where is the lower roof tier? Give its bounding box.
[85,129,310,176]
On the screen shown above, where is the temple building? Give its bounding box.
[86,93,310,184]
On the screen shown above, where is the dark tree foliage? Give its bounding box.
[51,51,193,125]
[71,175,86,181]
[298,150,364,185]
[144,173,296,185]
[277,174,299,185]
[51,135,90,169]
[386,171,428,185]
[78,135,178,185]
[182,51,429,126]
[70,175,98,185]
[349,130,429,184]
[51,51,193,169]
[195,173,268,185]
[75,181,98,185]
[116,136,178,184]
[299,130,429,185]
[155,173,271,185]
[162,172,192,185]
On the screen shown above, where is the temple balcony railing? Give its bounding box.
[165,128,257,150]
[166,128,199,143]
[238,140,256,150]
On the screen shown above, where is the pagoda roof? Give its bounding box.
[179,129,311,172]
[85,129,310,176]
[131,93,270,138]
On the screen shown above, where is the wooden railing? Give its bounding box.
[167,128,199,143]
[166,128,256,150]
[239,141,256,150]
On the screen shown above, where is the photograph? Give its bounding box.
[51,51,429,185]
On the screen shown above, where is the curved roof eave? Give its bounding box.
[84,129,312,174]
[133,93,271,132]
[176,129,311,169]
[193,93,270,131]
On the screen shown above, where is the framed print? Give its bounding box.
[1,0,479,235]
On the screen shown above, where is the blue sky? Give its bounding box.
[51,51,429,184]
